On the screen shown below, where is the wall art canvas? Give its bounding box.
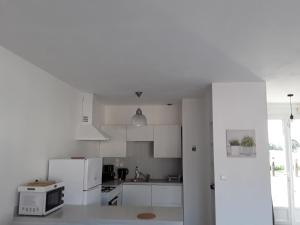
[226,129,256,158]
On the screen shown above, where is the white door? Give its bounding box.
[84,158,103,190]
[291,120,300,225]
[151,185,182,207]
[268,119,292,224]
[154,125,181,158]
[48,159,85,205]
[122,185,151,206]
[269,119,300,225]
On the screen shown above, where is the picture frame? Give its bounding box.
[226,129,256,158]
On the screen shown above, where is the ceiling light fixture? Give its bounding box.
[288,94,294,120]
[131,91,147,127]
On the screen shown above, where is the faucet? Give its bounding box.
[134,166,150,182]
[134,166,140,180]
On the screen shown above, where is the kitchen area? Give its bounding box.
[12,92,184,225]
[101,127,182,208]
[1,2,277,223]
[101,141,182,207]
[85,93,183,208]
[4,75,272,225]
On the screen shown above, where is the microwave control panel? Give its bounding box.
[18,192,45,216]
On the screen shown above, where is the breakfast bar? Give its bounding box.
[12,204,183,225]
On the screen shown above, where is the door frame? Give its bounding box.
[268,116,293,225]
[268,103,300,225]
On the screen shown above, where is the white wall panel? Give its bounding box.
[212,82,272,225]
[0,46,95,224]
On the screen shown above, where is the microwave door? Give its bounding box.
[45,187,64,214]
[84,158,103,190]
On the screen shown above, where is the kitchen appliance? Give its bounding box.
[48,158,102,205]
[18,180,64,216]
[101,185,122,206]
[117,168,129,181]
[167,175,182,182]
[102,164,115,182]
[76,93,109,141]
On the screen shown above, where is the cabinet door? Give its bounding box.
[122,185,152,206]
[151,185,182,207]
[154,125,181,158]
[100,126,126,157]
[126,126,154,141]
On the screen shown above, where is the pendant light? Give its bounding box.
[288,94,294,120]
[131,91,147,127]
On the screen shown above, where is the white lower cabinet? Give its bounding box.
[122,184,182,207]
[122,185,152,207]
[151,185,183,207]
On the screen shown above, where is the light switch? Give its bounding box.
[192,145,200,152]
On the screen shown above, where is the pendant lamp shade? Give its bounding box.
[288,94,294,120]
[132,108,147,127]
[131,91,147,127]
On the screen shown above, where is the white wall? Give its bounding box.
[182,98,212,225]
[212,82,272,225]
[105,104,181,125]
[0,46,94,224]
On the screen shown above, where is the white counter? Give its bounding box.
[12,205,183,225]
[123,181,183,186]
[103,179,183,186]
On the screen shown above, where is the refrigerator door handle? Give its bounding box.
[83,184,101,191]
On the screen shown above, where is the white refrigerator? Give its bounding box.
[48,158,102,205]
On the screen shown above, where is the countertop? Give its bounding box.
[12,205,183,225]
[103,179,183,186]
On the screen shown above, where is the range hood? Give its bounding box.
[76,93,109,141]
[76,124,109,141]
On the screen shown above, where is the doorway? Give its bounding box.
[268,119,300,225]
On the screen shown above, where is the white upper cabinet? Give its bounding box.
[126,126,154,141]
[154,125,182,158]
[100,126,126,157]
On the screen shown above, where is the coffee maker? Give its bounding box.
[102,165,115,182]
[117,168,129,181]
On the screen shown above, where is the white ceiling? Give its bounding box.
[0,0,300,103]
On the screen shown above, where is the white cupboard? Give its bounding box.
[151,185,183,207]
[154,125,181,158]
[126,126,154,141]
[122,185,152,206]
[99,126,126,157]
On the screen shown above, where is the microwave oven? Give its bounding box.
[18,180,64,216]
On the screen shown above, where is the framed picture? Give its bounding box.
[226,129,256,158]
